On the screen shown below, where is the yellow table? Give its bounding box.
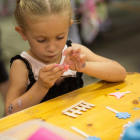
[0,72,140,140]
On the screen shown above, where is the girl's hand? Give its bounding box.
[37,64,66,89]
[63,46,86,72]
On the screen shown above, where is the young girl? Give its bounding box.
[5,0,126,116]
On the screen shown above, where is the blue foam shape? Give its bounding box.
[122,120,140,140]
[85,136,101,140]
[116,112,131,119]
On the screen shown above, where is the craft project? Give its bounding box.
[56,64,70,71]
[122,120,140,140]
[106,106,131,119]
[120,121,133,137]
[62,100,95,118]
[109,91,131,99]
[71,126,101,140]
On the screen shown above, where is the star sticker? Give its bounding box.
[116,112,131,119]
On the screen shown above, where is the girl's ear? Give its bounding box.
[69,19,73,26]
[15,26,27,40]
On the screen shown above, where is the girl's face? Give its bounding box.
[24,15,72,64]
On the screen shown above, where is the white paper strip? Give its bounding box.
[122,91,131,94]
[71,126,89,138]
[106,106,120,113]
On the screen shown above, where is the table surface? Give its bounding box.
[0,72,140,140]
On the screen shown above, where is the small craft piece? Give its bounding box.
[109,91,131,99]
[56,64,70,71]
[122,120,140,140]
[106,106,131,119]
[133,107,140,110]
[116,112,131,119]
[71,126,101,140]
[64,65,70,71]
[120,121,133,137]
[62,100,95,118]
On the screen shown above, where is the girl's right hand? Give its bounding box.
[37,63,66,89]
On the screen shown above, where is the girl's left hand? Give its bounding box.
[63,46,86,72]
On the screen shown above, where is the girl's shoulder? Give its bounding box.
[10,55,31,71]
[9,56,29,93]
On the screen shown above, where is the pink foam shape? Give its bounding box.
[27,127,65,140]
[109,92,125,99]
[64,65,70,71]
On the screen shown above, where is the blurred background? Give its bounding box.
[0,0,140,118]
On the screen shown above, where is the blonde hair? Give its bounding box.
[15,0,73,30]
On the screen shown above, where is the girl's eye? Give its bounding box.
[37,39,46,43]
[57,37,64,40]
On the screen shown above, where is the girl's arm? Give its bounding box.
[64,43,126,82]
[78,43,126,82]
[5,60,65,116]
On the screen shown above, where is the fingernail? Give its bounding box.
[71,52,74,56]
[63,52,66,56]
[55,64,59,67]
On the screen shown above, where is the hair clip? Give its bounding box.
[66,40,72,47]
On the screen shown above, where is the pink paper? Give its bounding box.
[109,92,125,99]
[28,127,65,140]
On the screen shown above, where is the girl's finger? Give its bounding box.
[79,54,86,63]
[63,47,74,65]
[69,60,76,70]
[47,65,66,76]
[72,46,81,56]
[72,56,81,71]
[63,47,73,56]
[63,54,70,65]
[48,68,66,80]
[41,63,57,72]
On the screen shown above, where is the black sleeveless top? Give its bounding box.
[10,40,83,103]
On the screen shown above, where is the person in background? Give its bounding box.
[75,0,112,44]
[5,0,126,116]
[0,28,9,101]
[68,0,82,44]
[0,61,9,101]
[0,0,15,17]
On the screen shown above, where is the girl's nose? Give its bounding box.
[46,41,56,53]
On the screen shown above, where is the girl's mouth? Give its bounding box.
[47,55,56,58]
